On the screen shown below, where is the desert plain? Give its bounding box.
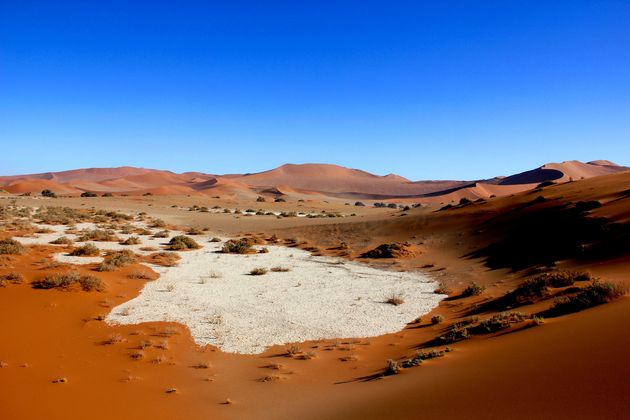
[0,160,629,420]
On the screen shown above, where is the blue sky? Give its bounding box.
[1,1,629,180]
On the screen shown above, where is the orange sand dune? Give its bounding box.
[229,163,468,196]
[4,179,79,195]
[0,160,626,201]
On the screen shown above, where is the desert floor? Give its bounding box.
[1,174,629,420]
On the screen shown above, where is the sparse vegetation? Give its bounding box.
[386,294,404,306]
[431,314,444,324]
[145,251,180,267]
[461,282,485,297]
[221,238,253,254]
[385,359,399,375]
[120,236,141,245]
[98,250,137,271]
[69,243,100,256]
[168,235,201,250]
[50,236,73,245]
[32,271,104,291]
[549,281,625,315]
[41,189,57,198]
[77,229,119,242]
[0,272,24,287]
[250,267,268,276]
[0,239,26,255]
[270,266,290,272]
[80,191,97,197]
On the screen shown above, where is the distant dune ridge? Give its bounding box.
[0,160,627,201]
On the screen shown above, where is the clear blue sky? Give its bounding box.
[1,1,629,180]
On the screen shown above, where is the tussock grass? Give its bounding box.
[168,235,201,250]
[69,243,100,256]
[32,271,104,292]
[0,239,26,255]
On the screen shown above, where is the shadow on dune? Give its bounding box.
[465,197,630,272]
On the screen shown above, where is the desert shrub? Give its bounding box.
[354,201,365,206]
[41,189,57,198]
[387,203,397,209]
[80,191,97,197]
[32,271,102,291]
[258,247,269,254]
[77,229,119,242]
[385,359,399,375]
[186,227,203,235]
[120,236,141,245]
[152,230,170,238]
[168,235,201,250]
[102,192,113,197]
[98,250,136,271]
[439,326,470,344]
[575,201,602,213]
[461,282,485,297]
[431,314,444,325]
[143,192,152,196]
[256,196,266,202]
[475,312,527,333]
[145,252,180,267]
[274,197,286,203]
[70,243,100,256]
[250,267,268,276]
[386,294,404,306]
[32,271,80,289]
[550,281,625,315]
[50,236,73,245]
[128,269,153,279]
[0,272,24,287]
[270,266,290,272]
[209,237,221,243]
[151,219,166,228]
[0,239,26,255]
[507,271,592,305]
[78,275,105,291]
[199,207,209,213]
[221,238,253,254]
[402,348,451,368]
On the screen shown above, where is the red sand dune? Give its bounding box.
[0,161,626,201]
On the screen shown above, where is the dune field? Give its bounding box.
[0,162,629,419]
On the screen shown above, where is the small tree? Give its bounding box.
[41,189,57,198]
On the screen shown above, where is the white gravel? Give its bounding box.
[14,222,445,355]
